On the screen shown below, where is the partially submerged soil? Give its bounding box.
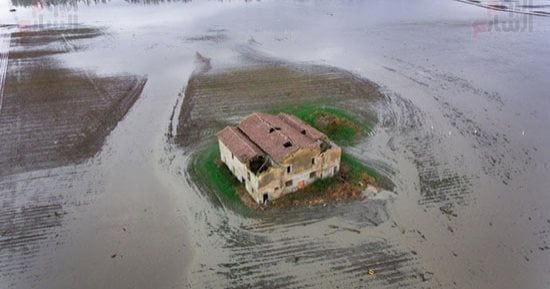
[180,54,391,211]
[1,3,547,289]
[0,27,147,176]
[175,55,381,147]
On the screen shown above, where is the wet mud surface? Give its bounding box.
[1,1,549,289]
[0,26,148,288]
[172,53,433,288]
[176,53,381,148]
[1,27,146,176]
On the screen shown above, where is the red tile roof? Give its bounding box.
[217,126,263,162]
[218,112,328,164]
[277,113,325,141]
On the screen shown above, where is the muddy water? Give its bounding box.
[1,0,550,289]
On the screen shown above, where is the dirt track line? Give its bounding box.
[61,33,112,103]
[0,32,10,114]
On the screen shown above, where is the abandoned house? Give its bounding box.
[217,112,341,204]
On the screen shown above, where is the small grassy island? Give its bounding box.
[190,104,393,211]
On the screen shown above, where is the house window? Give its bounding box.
[287,166,291,174]
[285,180,293,187]
[309,171,317,178]
[311,158,315,165]
[247,172,250,181]
[231,153,234,159]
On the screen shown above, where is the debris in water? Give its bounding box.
[419,271,434,282]
[439,203,458,217]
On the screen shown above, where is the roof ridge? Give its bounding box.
[277,113,325,141]
[244,113,288,145]
[278,113,309,139]
[234,112,323,163]
[255,113,292,143]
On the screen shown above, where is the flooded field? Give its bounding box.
[176,55,381,147]
[1,0,550,289]
[1,27,146,176]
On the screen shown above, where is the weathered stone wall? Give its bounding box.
[257,167,284,201]
[219,140,259,202]
[221,141,342,204]
[256,145,342,202]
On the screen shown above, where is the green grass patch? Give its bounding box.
[191,142,394,211]
[190,103,394,211]
[192,143,251,214]
[341,153,394,190]
[271,104,369,146]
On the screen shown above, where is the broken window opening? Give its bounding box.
[309,171,317,178]
[283,141,292,148]
[287,166,291,174]
[285,180,293,187]
[301,129,306,135]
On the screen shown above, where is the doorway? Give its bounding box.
[263,193,269,204]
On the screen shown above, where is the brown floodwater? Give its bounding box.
[1,0,550,289]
